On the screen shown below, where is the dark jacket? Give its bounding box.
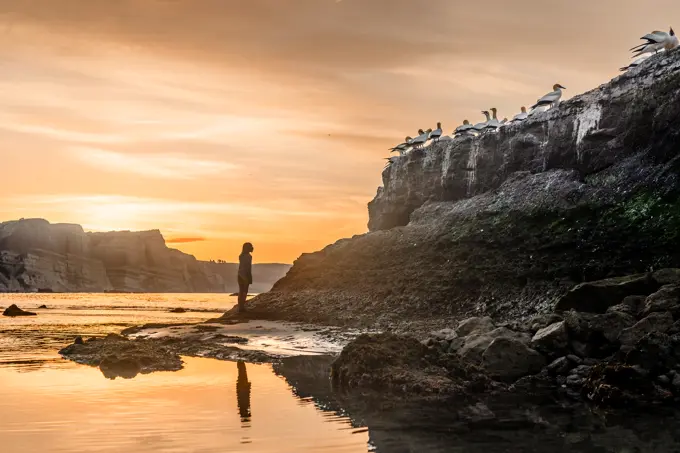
[238,252,252,284]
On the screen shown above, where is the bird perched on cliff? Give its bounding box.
[631,28,679,56]
[510,106,529,122]
[472,111,491,133]
[411,129,431,149]
[454,120,474,137]
[531,84,566,110]
[620,54,651,72]
[429,122,443,142]
[483,108,501,131]
[389,137,413,155]
[383,156,399,168]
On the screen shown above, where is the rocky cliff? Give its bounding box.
[248,49,680,331]
[0,219,285,293]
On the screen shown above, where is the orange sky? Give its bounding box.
[0,0,676,262]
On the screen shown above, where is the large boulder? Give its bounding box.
[455,317,495,337]
[555,274,658,313]
[639,285,680,318]
[618,312,674,348]
[457,327,530,363]
[531,321,568,353]
[482,337,546,382]
[2,304,37,317]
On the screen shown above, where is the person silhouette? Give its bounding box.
[237,242,254,313]
[236,361,252,423]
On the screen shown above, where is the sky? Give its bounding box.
[0,0,676,263]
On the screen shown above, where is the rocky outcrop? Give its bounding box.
[0,218,228,292]
[248,49,680,329]
[334,271,680,407]
[2,304,37,317]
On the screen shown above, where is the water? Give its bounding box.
[3,294,680,453]
[0,293,232,369]
[0,293,370,453]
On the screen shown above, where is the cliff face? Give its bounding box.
[248,49,680,330]
[0,219,227,293]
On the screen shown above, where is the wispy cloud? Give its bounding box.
[70,147,237,179]
[166,236,206,244]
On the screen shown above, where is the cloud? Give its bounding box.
[69,147,238,179]
[166,236,206,244]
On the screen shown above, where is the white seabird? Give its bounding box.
[389,136,414,155]
[483,107,501,131]
[411,128,431,149]
[472,111,491,133]
[454,120,474,137]
[510,106,529,122]
[631,28,679,56]
[429,122,443,142]
[620,54,651,72]
[531,84,566,110]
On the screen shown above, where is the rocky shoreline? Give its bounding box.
[330,269,680,408]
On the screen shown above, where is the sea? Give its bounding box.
[2,294,680,453]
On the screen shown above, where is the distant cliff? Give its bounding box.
[0,219,290,293]
[247,49,680,330]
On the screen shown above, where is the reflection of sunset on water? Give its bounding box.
[0,357,368,453]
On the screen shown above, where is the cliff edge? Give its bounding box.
[247,49,680,331]
[0,219,289,293]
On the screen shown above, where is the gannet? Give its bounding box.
[531,84,566,110]
[411,129,431,148]
[429,122,443,142]
[383,157,400,169]
[483,108,501,131]
[620,54,651,72]
[472,111,491,133]
[454,120,474,136]
[510,106,529,122]
[631,28,678,56]
[389,136,413,155]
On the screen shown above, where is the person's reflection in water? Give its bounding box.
[236,361,252,425]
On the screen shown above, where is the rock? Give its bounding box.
[639,285,680,318]
[555,274,658,314]
[448,337,465,353]
[658,375,671,386]
[527,313,564,333]
[37,304,47,309]
[455,317,495,337]
[2,304,37,317]
[570,340,590,358]
[331,333,493,395]
[672,373,680,390]
[458,327,530,363]
[652,268,680,286]
[531,321,568,353]
[169,307,187,313]
[618,312,674,347]
[59,334,183,379]
[481,337,546,382]
[567,355,583,365]
[590,312,636,343]
[606,295,645,316]
[430,328,457,341]
[625,331,677,375]
[546,356,572,375]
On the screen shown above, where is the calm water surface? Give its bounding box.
[0,294,370,453]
